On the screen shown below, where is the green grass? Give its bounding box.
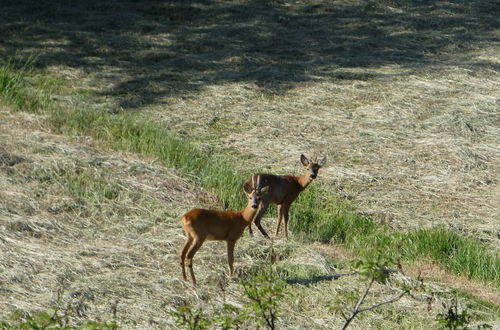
[0,310,117,329]
[400,229,500,284]
[291,186,499,284]
[292,186,499,284]
[0,57,51,112]
[1,59,499,287]
[291,186,377,244]
[50,108,247,210]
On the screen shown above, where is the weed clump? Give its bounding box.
[172,265,285,329]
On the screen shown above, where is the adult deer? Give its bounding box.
[180,175,269,285]
[246,154,326,239]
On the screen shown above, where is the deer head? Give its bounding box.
[243,174,270,209]
[300,154,326,180]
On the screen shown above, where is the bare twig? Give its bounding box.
[341,279,409,330]
[341,278,374,330]
[357,290,409,313]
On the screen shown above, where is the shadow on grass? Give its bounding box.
[286,273,353,285]
[1,0,497,109]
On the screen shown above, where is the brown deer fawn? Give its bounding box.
[246,154,326,239]
[180,175,269,285]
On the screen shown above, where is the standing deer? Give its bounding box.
[180,175,269,285]
[246,154,326,239]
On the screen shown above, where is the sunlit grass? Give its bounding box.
[2,59,499,286]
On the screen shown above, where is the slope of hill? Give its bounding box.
[1,108,498,328]
[1,0,499,328]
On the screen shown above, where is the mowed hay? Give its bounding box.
[1,0,500,327]
[0,111,197,327]
[0,115,299,326]
[0,111,332,327]
[2,0,497,245]
[173,76,498,248]
[160,72,499,247]
[0,110,498,327]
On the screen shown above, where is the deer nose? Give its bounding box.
[252,203,258,209]
[310,173,317,179]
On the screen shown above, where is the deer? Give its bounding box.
[180,175,269,285]
[246,154,326,239]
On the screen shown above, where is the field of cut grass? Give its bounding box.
[2,58,499,287]
[1,57,499,328]
[1,0,499,328]
[1,109,499,328]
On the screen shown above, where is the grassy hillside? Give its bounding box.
[1,0,499,328]
[2,0,498,243]
[1,109,498,328]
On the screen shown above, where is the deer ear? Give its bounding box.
[243,182,252,194]
[300,154,310,166]
[318,157,327,167]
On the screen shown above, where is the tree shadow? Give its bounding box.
[285,273,345,286]
[1,0,497,110]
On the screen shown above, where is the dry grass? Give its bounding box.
[0,110,198,327]
[1,0,500,327]
[406,261,500,307]
[2,1,498,244]
[2,110,497,328]
[161,68,500,247]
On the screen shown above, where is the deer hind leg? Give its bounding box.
[185,238,203,285]
[226,239,237,276]
[275,204,284,236]
[283,204,290,238]
[180,235,194,281]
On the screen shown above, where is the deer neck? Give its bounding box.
[241,203,259,224]
[297,172,313,190]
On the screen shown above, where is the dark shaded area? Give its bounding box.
[286,273,347,285]
[286,269,399,285]
[0,147,26,166]
[0,0,497,109]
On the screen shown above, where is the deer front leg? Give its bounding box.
[252,201,270,239]
[248,223,254,236]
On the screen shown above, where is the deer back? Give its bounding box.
[182,208,246,241]
[247,174,303,205]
